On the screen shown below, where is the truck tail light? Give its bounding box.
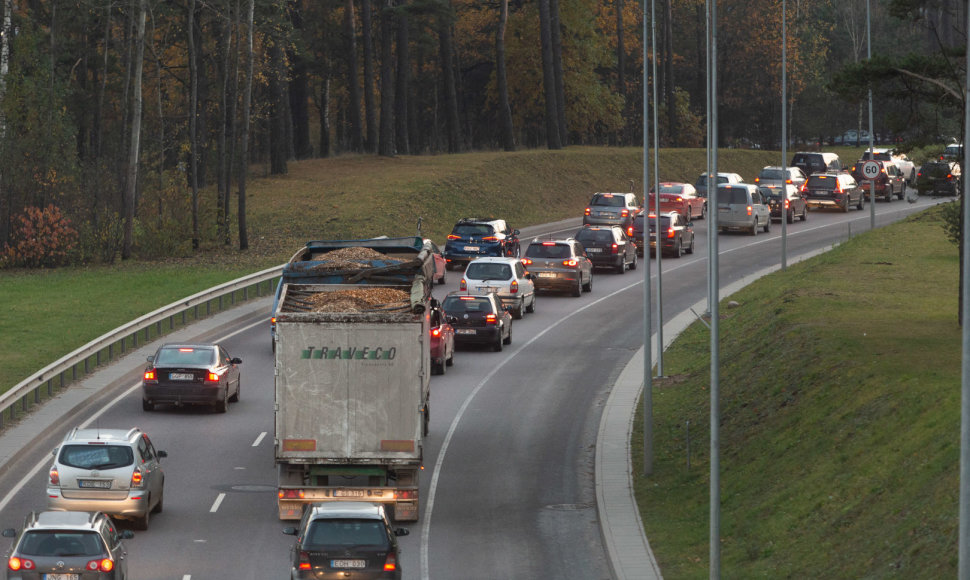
[279,489,305,499]
[49,467,59,486]
[510,280,518,294]
[384,552,398,572]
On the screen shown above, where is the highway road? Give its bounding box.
[0,193,943,579]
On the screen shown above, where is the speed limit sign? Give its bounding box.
[861,160,881,180]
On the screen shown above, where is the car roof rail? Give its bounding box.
[125,427,141,441]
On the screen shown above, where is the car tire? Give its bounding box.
[582,273,593,293]
[512,302,524,320]
[438,272,446,285]
[750,218,758,236]
[215,390,228,413]
[700,203,707,220]
[423,402,430,437]
[135,505,150,531]
[493,334,503,352]
[857,194,865,211]
[446,350,454,367]
[572,279,582,296]
[526,295,536,313]
[686,234,695,254]
[229,379,240,403]
[629,252,637,270]
[142,399,154,412]
[764,218,770,233]
[673,238,683,258]
[842,198,850,213]
[503,327,512,345]
[801,206,809,221]
[787,209,794,224]
[153,491,164,514]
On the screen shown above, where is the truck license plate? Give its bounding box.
[331,560,366,568]
[334,490,366,497]
[78,479,111,489]
[169,373,194,380]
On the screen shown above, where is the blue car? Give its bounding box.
[443,218,520,270]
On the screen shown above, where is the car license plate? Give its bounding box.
[78,479,111,489]
[44,575,79,580]
[169,372,194,380]
[331,560,366,569]
[334,489,366,497]
[537,272,556,278]
[476,286,499,293]
[456,329,476,334]
[463,245,479,251]
[586,248,602,253]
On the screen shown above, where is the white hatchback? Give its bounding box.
[460,257,536,319]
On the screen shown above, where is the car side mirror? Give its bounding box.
[282,527,299,536]
[146,355,154,364]
[394,528,410,537]
[512,229,520,236]
[231,357,242,364]
[503,305,512,312]
[2,529,15,538]
[120,530,134,540]
[157,450,168,460]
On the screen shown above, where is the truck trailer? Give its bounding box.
[273,237,433,521]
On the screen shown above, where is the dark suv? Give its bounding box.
[440,292,512,351]
[850,160,905,202]
[583,192,640,229]
[574,225,637,273]
[521,238,594,296]
[801,173,865,212]
[916,161,961,196]
[444,218,520,270]
[791,152,844,177]
[2,511,134,580]
[283,502,409,580]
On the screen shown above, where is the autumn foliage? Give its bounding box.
[1,205,78,268]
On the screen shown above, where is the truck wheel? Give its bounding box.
[423,403,430,437]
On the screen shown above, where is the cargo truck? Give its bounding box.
[273,237,434,521]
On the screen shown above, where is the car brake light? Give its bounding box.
[384,552,398,572]
[785,178,793,184]
[88,559,114,572]
[627,226,634,237]
[431,328,442,338]
[482,236,498,241]
[143,369,156,381]
[485,314,497,325]
[785,199,790,210]
[131,467,144,488]
[460,278,467,291]
[746,205,753,216]
[9,557,33,571]
[621,209,630,217]
[667,228,676,239]
[298,551,311,571]
[447,234,460,240]
[834,182,843,194]
[270,316,276,325]
[800,183,807,192]
[948,173,954,180]
[562,259,578,267]
[49,468,59,486]
[521,258,532,265]
[584,207,591,216]
[541,241,556,246]
[611,243,619,254]
[205,371,220,383]
[510,280,518,294]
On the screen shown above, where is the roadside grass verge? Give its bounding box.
[632,204,961,578]
[1,146,776,394]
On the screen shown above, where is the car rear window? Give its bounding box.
[590,194,625,207]
[922,163,952,177]
[155,346,216,366]
[453,224,494,236]
[59,444,134,470]
[465,262,511,280]
[806,175,837,190]
[759,187,783,200]
[656,184,684,194]
[758,169,785,180]
[442,296,491,313]
[575,229,614,243]
[20,531,105,557]
[720,188,750,204]
[526,243,570,259]
[305,519,388,548]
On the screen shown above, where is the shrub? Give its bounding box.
[1,204,78,268]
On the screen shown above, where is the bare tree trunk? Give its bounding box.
[361,0,377,152]
[288,3,312,159]
[550,0,566,146]
[615,0,625,145]
[0,0,10,244]
[188,0,200,250]
[537,0,561,149]
[395,0,410,155]
[238,0,254,251]
[269,32,288,175]
[122,0,146,260]
[663,0,675,141]
[378,0,395,156]
[216,2,232,244]
[438,0,460,152]
[345,0,364,152]
[496,0,514,151]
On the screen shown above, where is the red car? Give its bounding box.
[646,182,707,221]
[424,239,447,285]
[429,303,455,375]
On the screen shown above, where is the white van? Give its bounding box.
[716,183,771,235]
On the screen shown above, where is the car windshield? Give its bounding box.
[19,531,105,557]
[526,243,570,259]
[442,297,492,313]
[155,346,216,366]
[575,229,614,243]
[806,175,838,190]
[465,262,511,280]
[453,224,494,237]
[304,519,388,549]
[590,194,625,207]
[58,444,134,470]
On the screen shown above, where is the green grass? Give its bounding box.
[632,204,962,578]
[1,146,778,393]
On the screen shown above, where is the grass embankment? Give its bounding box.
[633,205,961,578]
[0,146,776,393]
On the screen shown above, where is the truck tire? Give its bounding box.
[423,403,430,437]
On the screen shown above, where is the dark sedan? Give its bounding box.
[142,343,241,413]
[759,184,808,223]
[440,292,512,352]
[574,225,637,274]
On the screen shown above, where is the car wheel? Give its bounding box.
[673,238,683,258]
[857,194,865,211]
[700,203,707,220]
[142,399,154,412]
[764,218,770,233]
[152,490,164,514]
[431,360,442,375]
[616,256,625,274]
[751,218,758,236]
[503,327,512,345]
[438,272,446,285]
[512,304,523,320]
[801,206,809,221]
[215,390,228,413]
[573,279,582,297]
[446,350,454,367]
[526,295,536,313]
[582,272,593,293]
[842,198,850,213]
[135,504,150,531]
[423,402,430,437]
[629,252,637,270]
[686,234,695,254]
[229,379,240,403]
[493,333,504,351]
[787,209,794,224]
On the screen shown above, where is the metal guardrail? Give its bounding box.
[0,263,284,430]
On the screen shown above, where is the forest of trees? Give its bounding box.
[0,0,964,266]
